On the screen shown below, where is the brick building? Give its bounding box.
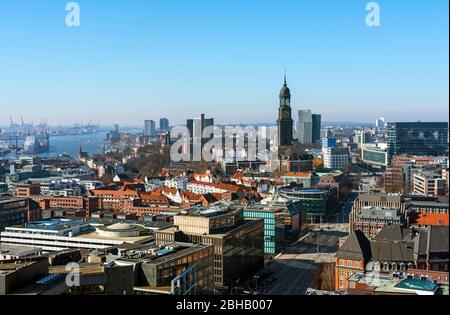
[30,195,99,217]
[14,183,41,197]
[0,197,41,232]
[336,225,449,291]
[407,200,449,227]
[335,230,372,290]
[352,207,404,239]
[350,192,407,234]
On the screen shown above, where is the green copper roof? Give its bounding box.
[395,279,439,292]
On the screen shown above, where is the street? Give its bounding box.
[234,194,356,296]
[257,228,348,295]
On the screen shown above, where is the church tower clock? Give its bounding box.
[277,75,294,147]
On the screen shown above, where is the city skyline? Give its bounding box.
[0,0,448,125]
[0,0,448,301]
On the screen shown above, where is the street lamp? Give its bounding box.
[254,275,260,294]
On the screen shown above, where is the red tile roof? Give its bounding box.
[410,213,449,226]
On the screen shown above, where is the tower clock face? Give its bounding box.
[282,111,290,119]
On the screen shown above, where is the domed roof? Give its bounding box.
[108,223,134,230]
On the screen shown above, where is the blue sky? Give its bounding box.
[0,0,448,126]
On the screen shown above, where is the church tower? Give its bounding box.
[277,74,294,147]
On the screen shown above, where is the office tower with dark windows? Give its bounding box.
[186,114,214,160]
[187,114,214,141]
[144,120,156,137]
[298,110,312,144]
[386,122,449,163]
[159,118,169,131]
[312,114,322,145]
[154,202,264,292]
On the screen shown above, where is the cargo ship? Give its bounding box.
[0,141,10,155]
[23,133,50,154]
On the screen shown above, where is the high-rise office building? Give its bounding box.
[187,114,214,141]
[312,114,322,145]
[144,120,156,137]
[298,110,312,144]
[186,114,215,159]
[376,117,386,129]
[159,118,169,131]
[386,122,449,163]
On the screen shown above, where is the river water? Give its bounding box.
[2,132,108,159]
[2,128,144,160]
[46,132,109,158]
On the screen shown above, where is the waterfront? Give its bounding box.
[3,132,107,159]
[1,128,143,160]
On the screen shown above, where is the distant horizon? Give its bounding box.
[2,118,449,130]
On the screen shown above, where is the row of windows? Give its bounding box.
[338,259,362,269]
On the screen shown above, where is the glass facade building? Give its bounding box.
[362,147,388,167]
[386,122,449,163]
[312,114,322,145]
[242,210,279,256]
[243,202,302,257]
[322,137,337,149]
[278,187,337,223]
